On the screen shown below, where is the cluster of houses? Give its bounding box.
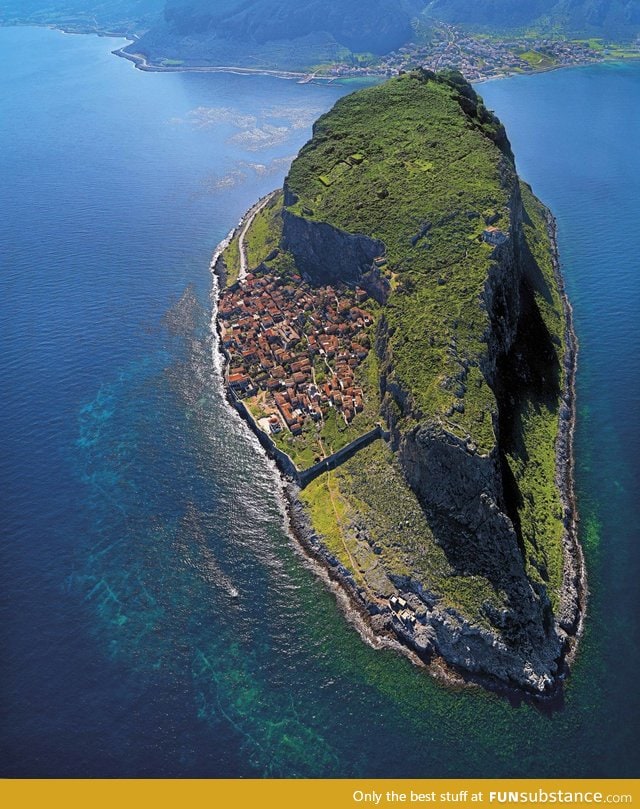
[218,271,373,435]
[330,22,602,83]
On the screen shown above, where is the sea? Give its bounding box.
[1,26,638,777]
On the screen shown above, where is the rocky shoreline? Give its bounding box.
[209,201,585,702]
[546,212,586,665]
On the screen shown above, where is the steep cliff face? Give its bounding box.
[281,202,384,288]
[369,176,564,691]
[394,395,563,691]
[266,71,581,694]
[392,179,523,577]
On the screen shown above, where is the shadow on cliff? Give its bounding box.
[407,244,564,674]
[495,237,563,528]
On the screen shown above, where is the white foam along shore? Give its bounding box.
[209,190,278,287]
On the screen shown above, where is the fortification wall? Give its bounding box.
[298,425,384,487]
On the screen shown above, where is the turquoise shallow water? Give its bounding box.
[1,28,638,776]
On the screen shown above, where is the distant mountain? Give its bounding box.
[0,1,163,34]
[127,0,429,70]
[423,0,640,38]
[162,0,425,53]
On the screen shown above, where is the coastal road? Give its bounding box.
[238,191,278,283]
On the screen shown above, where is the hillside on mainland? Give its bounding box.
[3,1,638,70]
[127,0,427,70]
[425,0,640,39]
[128,0,639,69]
[0,0,163,34]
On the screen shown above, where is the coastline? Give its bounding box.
[112,45,319,81]
[546,212,587,667]
[209,199,586,703]
[113,43,630,84]
[3,20,637,84]
[472,53,640,90]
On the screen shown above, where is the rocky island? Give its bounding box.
[214,69,584,698]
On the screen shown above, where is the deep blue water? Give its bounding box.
[1,27,638,777]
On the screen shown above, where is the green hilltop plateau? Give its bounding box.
[216,70,583,696]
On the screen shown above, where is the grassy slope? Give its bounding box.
[509,183,566,608]
[225,72,568,625]
[222,192,282,288]
[517,49,557,69]
[300,441,504,625]
[286,71,510,452]
[223,235,241,287]
[245,194,283,270]
[288,72,568,624]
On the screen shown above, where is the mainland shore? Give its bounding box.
[3,20,634,86]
